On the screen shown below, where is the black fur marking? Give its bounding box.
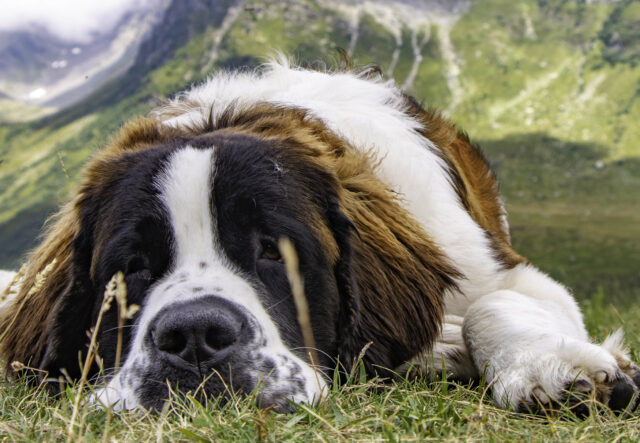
[607,372,639,413]
[261,358,275,374]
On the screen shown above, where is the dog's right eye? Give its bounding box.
[259,238,283,263]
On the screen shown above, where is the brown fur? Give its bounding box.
[0,201,77,369]
[402,95,526,269]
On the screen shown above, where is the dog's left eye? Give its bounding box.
[260,238,283,263]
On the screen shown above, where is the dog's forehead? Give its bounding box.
[149,140,328,263]
[85,134,340,275]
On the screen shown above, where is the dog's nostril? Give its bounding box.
[155,328,188,355]
[205,324,237,350]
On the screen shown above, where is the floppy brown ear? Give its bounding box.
[0,200,86,377]
[1,118,170,380]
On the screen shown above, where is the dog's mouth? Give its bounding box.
[92,344,327,413]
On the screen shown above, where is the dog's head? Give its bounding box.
[1,103,456,411]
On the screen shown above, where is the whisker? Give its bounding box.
[100,324,135,335]
[264,295,292,312]
[290,346,337,365]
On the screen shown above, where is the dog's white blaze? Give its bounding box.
[96,146,325,411]
[160,146,217,267]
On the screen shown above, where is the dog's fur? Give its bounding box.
[1,60,638,413]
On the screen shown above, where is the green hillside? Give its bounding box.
[0,0,638,300]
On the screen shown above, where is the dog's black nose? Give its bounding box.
[151,297,248,366]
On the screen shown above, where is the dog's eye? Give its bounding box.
[260,239,283,263]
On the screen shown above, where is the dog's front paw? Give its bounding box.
[490,339,639,416]
[520,378,594,418]
[490,353,596,417]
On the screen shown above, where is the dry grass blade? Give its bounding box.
[112,272,140,370]
[102,272,139,443]
[67,271,127,441]
[278,237,319,371]
[57,151,70,182]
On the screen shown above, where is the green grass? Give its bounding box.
[411,26,452,109]
[0,99,56,124]
[352,13,397,68]
[508,201,640,299]
[475,133,640,300]
[1,297,638,441]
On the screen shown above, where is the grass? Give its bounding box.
[1,297,638,441]
[449,0,640,158]
[0,99,56,124]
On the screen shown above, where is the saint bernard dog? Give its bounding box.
[1,59,638,415]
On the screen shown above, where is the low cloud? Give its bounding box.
[0,0,162,42]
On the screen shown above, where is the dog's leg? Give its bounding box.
[463,264,639,414]
[398,315,478,382]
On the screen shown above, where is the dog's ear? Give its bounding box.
[326,152,459,378]
[0,200,93,380]
[37,225,97,381]
[0,199,102,386]
[1,118,169,381]
[325,201,361,372]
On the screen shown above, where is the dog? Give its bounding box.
[1,59,638,414]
